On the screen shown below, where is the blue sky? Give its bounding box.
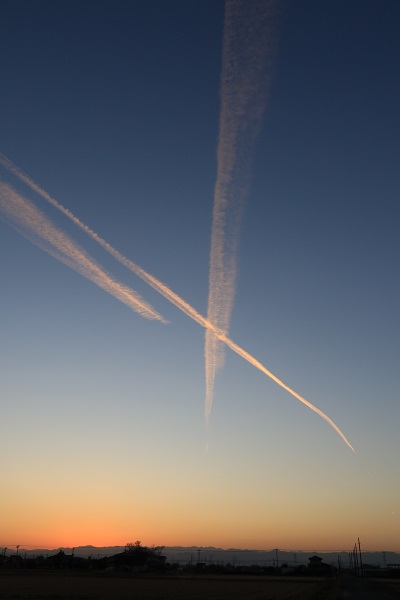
[1,0,399,551]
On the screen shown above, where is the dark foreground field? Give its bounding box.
[1,571,400,600]
[0,571,340,600]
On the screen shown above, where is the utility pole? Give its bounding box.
[354,543,359,576]
[358,538,363,577]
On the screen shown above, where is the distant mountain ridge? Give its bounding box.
[10,545,400,568]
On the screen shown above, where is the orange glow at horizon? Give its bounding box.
[1,478,398,553]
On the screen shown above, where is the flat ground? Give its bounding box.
[1,572,400,600]
[0,571,341,600]
[341,576,400,599]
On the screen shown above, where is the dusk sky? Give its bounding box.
[1,0,399,553]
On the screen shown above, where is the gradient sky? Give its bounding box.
[1,0,399,553]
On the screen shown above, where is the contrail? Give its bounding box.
[0,183,166,323]
[220,335,355,452]
[0,156,354,451]
[205,0,279,423]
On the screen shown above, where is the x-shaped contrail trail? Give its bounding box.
[0,155,354,452]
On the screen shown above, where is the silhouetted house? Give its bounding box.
[46,550,72,569]
[109,547,166,572]
[308,555,336,576]
[309,555,323,568]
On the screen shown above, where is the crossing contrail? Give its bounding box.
[205,0,279,422]
[0,157,354,451]
[0,183,166,323]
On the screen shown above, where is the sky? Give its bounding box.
[1,0,399,553]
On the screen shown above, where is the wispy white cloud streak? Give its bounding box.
[0,183,166,323]
[0,158,353,451]
[205,0,279,423]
